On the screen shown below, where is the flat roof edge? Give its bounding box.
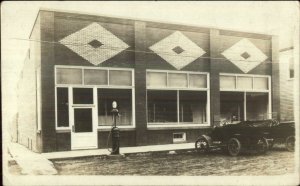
[38,7,275,37]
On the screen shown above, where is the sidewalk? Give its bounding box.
[42,143,195,160]
[8,143,58,175]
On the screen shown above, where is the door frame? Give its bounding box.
[70,87,98,150]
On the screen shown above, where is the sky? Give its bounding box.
[1,1,299,128]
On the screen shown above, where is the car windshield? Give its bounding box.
[243,120,272,127]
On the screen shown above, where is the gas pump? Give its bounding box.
[109,101,120,155]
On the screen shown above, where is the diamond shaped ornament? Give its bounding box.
[59,23,129,66]
[221,38,268,73]
[149,31,206,70]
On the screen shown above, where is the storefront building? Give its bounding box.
[17,9,280,152]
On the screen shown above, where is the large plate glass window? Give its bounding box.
[98,89,132,126]
[179,91,207,124]
[147,70,209,125]
[56,87,69,127]
[147,90,177,123]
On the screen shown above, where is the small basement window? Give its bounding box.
[173,132,186,143]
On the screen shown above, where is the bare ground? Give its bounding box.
[51,146,295,176]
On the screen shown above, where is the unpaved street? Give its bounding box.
[52,147,295,176]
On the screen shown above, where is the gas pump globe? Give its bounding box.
[111,101,120,155]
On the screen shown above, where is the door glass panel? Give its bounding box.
[73,88,93,104]
[57,87,69,127]
[84,69,108,85]
[56,68,82,84]
[74,108,93,132]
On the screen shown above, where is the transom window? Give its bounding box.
[220,74,269,91]
[147,71,207,89]
[56,67,133,86]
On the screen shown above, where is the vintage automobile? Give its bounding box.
[267,121,295,151]
[195,119,295,156]
[238,120,295,151]
[195,120,274,156]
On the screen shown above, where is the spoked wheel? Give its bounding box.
[257,137,269,154]
[285,136,295,152]
[227,138,242,156]
[195,138,209,153]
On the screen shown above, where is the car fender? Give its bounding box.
[198,134,213,146]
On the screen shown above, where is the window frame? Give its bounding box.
[288,57,294,80]
[219,73,272,121]
[220,73,270,92]
[55,65,135,131]
[173,132,187,143]
[146,69,210,128]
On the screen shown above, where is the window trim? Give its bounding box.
[55,65,135,131]
[146,70,210,128]
[220,73,272,120]
[220,73,270,92]
[173,132,186,143]
[146,69,209,90]
[288,57,294,80]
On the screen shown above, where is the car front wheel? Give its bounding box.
[227,138,242,156]
[195,138,209,153]
[285,136,295,152]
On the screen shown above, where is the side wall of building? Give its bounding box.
[17,14,42,152]
[279,49,294,121]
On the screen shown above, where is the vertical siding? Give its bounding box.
[279,49,294,121]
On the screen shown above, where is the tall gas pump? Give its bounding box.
[110,101,120,155]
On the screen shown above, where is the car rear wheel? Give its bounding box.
[285,136,295,152]
[257,137,269,154]
[195,138,209,153]
[227,138,242,156]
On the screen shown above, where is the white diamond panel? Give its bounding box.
[149,31,206,70]
[59,23,129,66]
[221,38,268,73]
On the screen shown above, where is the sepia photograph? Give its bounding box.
[2,1,299,185]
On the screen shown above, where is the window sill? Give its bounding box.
[147,124,211,130]
[56,129,71,133]
[98,127,135,131]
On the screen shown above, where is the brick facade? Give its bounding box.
[17,9,280,152]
